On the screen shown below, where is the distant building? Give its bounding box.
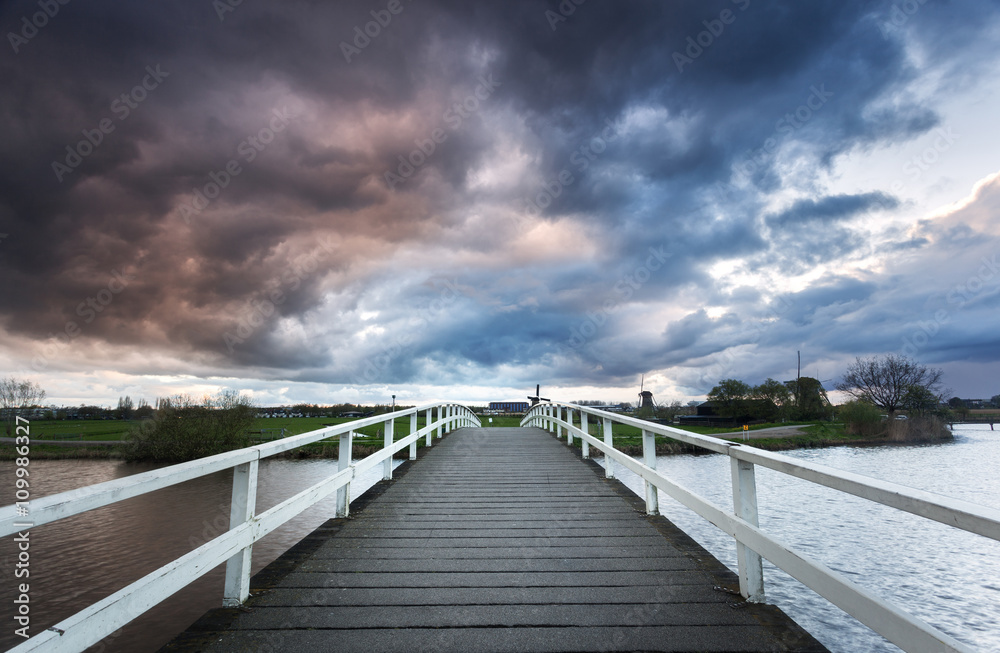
[488,401,529,413]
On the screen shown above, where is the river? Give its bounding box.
[2,426,998,652]
[602,423,1000,652]
[0,457,400,653]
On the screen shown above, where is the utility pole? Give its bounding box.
[796,351,801,407]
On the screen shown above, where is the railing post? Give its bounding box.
[223,458,259,607]
[603,417,614,479]
[383,416,395,480]
[425,409,432,446]
[566,408,573,445]
[731,457,765,602]
[436,406,443,438]
[409,411,418,459]
[336,431,353,517]
[580,411,589,458]
[642,429,659,515]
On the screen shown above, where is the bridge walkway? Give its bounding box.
[162,427,825,652]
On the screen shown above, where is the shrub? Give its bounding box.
[123,391,256,463]
[839,400,885,438]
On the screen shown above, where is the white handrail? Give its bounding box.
[522,400,994,653]
[2,401,481,653]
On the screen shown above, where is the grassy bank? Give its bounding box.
[532,419,952,456]
[728,422,857,451]
[0,414,439,461]
[1,414,955,462]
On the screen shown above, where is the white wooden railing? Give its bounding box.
[0,402,480,653]
[522,401,1000,653]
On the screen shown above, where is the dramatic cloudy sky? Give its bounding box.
[1,0,999,407]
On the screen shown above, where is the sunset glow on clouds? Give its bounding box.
[2,0,999,407]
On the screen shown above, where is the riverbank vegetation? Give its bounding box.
[706,376,832,422]
[122,391,257,462]
[0,373,959,463]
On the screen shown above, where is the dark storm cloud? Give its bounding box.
[1,0,997,392]
[767,193,899,229]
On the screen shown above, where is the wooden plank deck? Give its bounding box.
[162,427,826,652]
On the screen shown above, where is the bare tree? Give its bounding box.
[0,377,47,435]
[836,355,943,415]
[117,395,135,419]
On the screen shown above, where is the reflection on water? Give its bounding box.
[0,457,399,653]
[602,424,1000,653]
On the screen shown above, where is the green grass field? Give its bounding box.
[1,413,448,459]
[668,421,817,435]
[514,414,851,453]
[3,413,853,459]
[11,419,135,441]
[11,415,435,441]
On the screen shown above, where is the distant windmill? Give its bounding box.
[527,384,550,406]
[638,374,655,410]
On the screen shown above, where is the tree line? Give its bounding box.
[707,376,831,422]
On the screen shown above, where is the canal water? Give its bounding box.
[2,425,997,652]
[0,457,400,653]
[602,423,1000,652]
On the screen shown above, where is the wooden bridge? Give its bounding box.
[161,427,821,652]
[3,400,998,653]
